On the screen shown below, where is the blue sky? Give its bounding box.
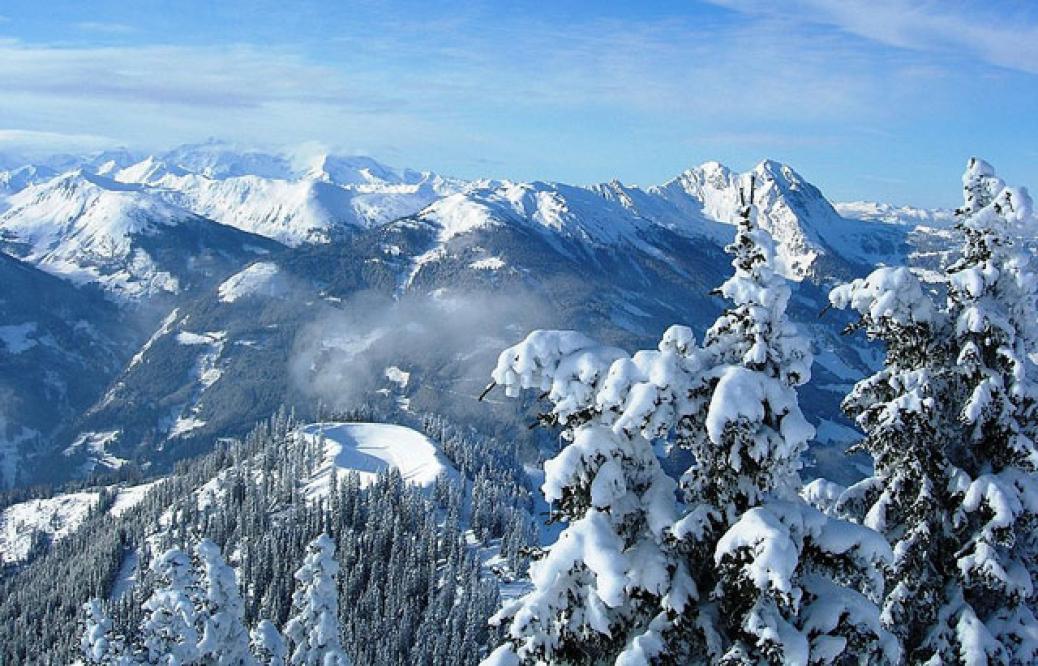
[0,0,1036,207]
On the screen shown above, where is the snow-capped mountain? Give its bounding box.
[651,160,913,279]
[104,148,467,246]
[0,170,282,301]
[412,160,912,283]
[0,144,959,488]
[835,200,957,227]
[0,164,59,199]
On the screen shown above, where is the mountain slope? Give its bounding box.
[0,253,134,487]
[0,170,284,301]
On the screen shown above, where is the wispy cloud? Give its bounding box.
[0,3,1033,206]
[0,19,910,161]
[0,40,391,110]
[708,0,1038,75]
[0,128,116,153]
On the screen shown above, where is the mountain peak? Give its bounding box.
[115,156,190,184]
[301,153,404,187]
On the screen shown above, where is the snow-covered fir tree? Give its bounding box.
[81,598,130,665]
[656,188,898,664]
[931,158,1038,663]
[140,547,202,665]
[484,327,699,665]
[252,620,288,666]
[827,266,958,657]
[823,158,1038,663]
[195,538,254,665]
[284,534,351,666]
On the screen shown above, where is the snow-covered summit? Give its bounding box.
[0,171,195,294]
[0,164,59,198]
[90,145,467,246]
[114,156,191,184]
[299,422,458,493]
[653,159,849,278]
[0,169,277,300]
[418,179,656,246]
[159,140,295,180]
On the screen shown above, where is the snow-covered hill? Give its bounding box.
[300,422,459,493]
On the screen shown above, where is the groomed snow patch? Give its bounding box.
[300,422,457,495]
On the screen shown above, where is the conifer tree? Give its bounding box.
[195,538,254,665]
[828,266,957,656]
[81,598,130,665]
[285,534,351,666]
[484,186,898,664]
[827,158,1038,663]
[656,185,898,664]
[251,620,288,666]
[140,547,202,665]
[931,158,1038,663]
[484,328,697,665]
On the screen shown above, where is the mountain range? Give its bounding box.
[0,141,962,489]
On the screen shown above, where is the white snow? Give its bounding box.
[0,171,189,299]
[168,416,207,438]
[0,322,37,353]
[0,490,99,565]
[64,430,127,473]
[109,480,164,518]
[829,266,934,326]
[129,308,180,369]
[469,256,506,270]
[0,480,160,566]
[165,331,226,438]
[835,201,956,227]
[300,422,458,493]
[173,331,225,386]
[110,548,141,601]
[218,262,285,303]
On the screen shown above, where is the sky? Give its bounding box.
[0,0,1036,207]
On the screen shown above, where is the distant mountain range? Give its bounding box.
[0,141,965,488]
